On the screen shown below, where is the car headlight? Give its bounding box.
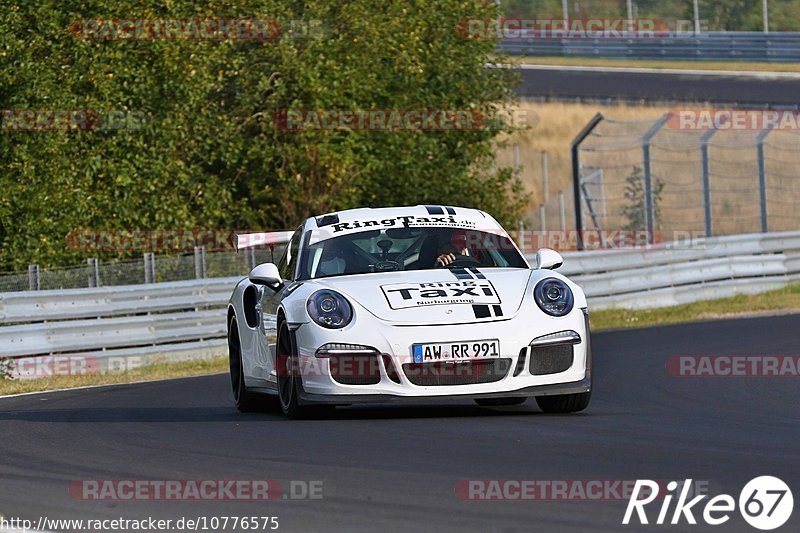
[534,278,574,317]
[307,290,353,329]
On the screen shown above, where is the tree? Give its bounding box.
[0,0,526,270]
[620,165,664,231]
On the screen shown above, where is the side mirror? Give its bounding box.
[249,263,283,289]
[534,248,563,270]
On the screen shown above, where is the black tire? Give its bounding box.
[274,321,308,418]
[535,391,591,413]
[275,321,336,419]
[474,397,528,407]
[229,316,273,412]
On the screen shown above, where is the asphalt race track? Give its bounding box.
[1,314,798,533]
[515,65,800,107]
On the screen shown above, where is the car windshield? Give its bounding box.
[298,227,528,280]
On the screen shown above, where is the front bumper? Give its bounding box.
[298,378,591,405]
[291,308,592,405]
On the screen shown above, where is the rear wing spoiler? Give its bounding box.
[234,231,294,251]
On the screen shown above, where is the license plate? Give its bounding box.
[412,339,500,363]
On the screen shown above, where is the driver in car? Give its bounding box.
[435,230,472,267]
[317,241,347,277]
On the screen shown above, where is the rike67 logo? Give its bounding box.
[624,476,793,530]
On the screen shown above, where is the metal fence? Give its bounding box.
[570,112,800,249]
[1,231,799,378]
[0,276,240,378]
[0,246,287,293]
[501,32,800,62]
[501,0,796,34]
[559,230,800,309]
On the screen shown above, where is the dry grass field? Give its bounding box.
[496,101,669,224]
[497,101,800,236]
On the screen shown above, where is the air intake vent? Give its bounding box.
[513,348,527,377]
[329,354,381,385]
[402,359,511,386]
[529,344,573,375]
[382,355,401,384]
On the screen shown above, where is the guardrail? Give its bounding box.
[1,231,799,377]
[0,276,241,324]
[0,277,241,378]
[501,32,800,62]
[555,231,800,309]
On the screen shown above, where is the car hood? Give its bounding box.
[312,268,533,325]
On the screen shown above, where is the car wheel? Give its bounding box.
[276,321,335,419]
[535,391,591,413]
[229,316,273,412]
[276,321,308,418]
[474,397,528,407]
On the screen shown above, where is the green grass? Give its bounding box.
[590,283,800,331]
[503,55,800,73]
[0,356,228,397]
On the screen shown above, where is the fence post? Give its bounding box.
[558,191,566,232]
[541,151,549,203]
[28,264,40,291]
[194,246,206,279]
[641,113,671,244]
[571,113,604,250]
[700,127,718,237]
[246,247,256,271]
[87,258,100,288]
[143,252,155,284]
[539,205,546,232]
[756,125,774,233]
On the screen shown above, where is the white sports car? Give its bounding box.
[228,205,591,418]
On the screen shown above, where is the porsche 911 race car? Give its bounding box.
[228,205,591,417]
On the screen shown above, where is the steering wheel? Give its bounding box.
[373,260,400,272]
[437,254,481,268]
